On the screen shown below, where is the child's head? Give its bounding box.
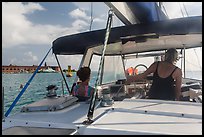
[77,67,91,82]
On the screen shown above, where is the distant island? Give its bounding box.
[2,62,60,74]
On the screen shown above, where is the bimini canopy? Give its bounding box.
[52,16,202,55]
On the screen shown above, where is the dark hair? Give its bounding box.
[165,48,179,63]
[77,67,91,82]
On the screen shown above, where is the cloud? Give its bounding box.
[2,2,44,48]
[10,58,18,65]
[69,8,89,21]
[2,2,105,68]
[23,2,46,14]
[7,51,39,66]
[71,19,89,29]
[71,2,109,28]
[72,2,91,11]
[2,2,84,49]
[93,18,104,23]
[69,7,105,24]
[24,51,38,62]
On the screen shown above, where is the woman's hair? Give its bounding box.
[164,48,179,63]
[77,67,91,82]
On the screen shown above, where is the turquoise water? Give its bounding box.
[2,71,201,116]
[2,72,97,116]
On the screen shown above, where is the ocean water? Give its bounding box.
[2,72,97,116]
[2,71,201,116]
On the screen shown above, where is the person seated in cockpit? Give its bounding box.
[72,66,94,101]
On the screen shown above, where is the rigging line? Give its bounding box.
[89,2,93,31]
[5,47,52,117]
[179,2,185,17]
[161,3,169,18]
[182,2,189,17]
[86,9,113,122]
[193,49,202,69]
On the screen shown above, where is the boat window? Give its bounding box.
[89,54,126,85]
[89,54,100,87]
[179,47,202,80]
[102,55,126,84]
[125,57,154,73]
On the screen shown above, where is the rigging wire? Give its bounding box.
[157,2,169,19]
[179,2,185,17]
[161,3,169,18]
[193,48,202,69]
[182,2,189,17]
[89,2,93,31]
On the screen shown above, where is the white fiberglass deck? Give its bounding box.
[82,99,202,135]
[2,98,202,135]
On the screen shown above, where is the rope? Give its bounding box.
[86,9,113,122]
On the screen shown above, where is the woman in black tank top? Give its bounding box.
[148,61,178,100]
[126,48,182,101]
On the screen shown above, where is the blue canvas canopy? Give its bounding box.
[52,16,202,55]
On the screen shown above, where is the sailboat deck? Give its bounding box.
[83,99,202,135]
[2,98,202,135]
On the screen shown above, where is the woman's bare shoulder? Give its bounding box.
[174,67,182,77]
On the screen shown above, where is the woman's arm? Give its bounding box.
[126,62,157,84]
[174,68,182,101]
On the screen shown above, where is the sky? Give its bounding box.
[2,2,202,71]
